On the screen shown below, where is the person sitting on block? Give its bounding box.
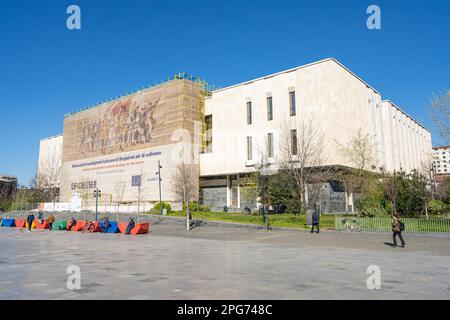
[101,217,110,233]
[126,218,135,235]
[67,217,77,231]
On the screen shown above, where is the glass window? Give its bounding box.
[247,136,253,160]
[267,97,273,121]
[290,129,297,155]
[247,101,252,125]
[203,115,213,153]
[267,133,274,158]
[289,91,296,116]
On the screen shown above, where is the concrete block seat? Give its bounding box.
[99,221,119,233]
[15,219,26,228]
[52,220,67,231]
[1,219,15,227]
[82,222,101,233]
[118,222,150,235]
[67,220,86,232]
[36,220,50,229]
[25,220,37,229]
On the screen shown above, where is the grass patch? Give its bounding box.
[167,211,339,230]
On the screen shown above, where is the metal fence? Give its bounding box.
[335,217,450,233]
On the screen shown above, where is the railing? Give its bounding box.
[335,217,450,233]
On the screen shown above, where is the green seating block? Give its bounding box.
[52,220,67,230]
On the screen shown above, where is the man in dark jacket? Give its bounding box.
[101,217,110,233]
[26,213,35,232]
[310,209,320,234]
[392,215,406,248]
[67,217,77,231]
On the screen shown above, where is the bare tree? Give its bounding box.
[37,153,62,205]
[278,118,328,214]
[338,128,376,171]
[78,177,91,219]
[429,91,450,145]
[114,180,126,221]
[336,128,377,214]
[171,152,197,230]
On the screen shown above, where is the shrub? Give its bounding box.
[356,197,390,217]
[150,201,172,214]
[0,199,13,212]
[428,199,448,215]
[183,201,210,212]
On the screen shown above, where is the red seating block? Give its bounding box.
[118,222,150,235]
[36,220,50,229]
[67,220,86,232]
[15,219,26,228]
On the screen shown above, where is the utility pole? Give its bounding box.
[94,188,101,222]
[260,156,268,231]
[156,161,163,215]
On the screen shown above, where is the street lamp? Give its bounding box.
[155,161,163,215]
[260,156,268,231]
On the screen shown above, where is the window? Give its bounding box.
[267,133,274,158]
[289,91,296,116]
[247,101,252,125]
[203,115,213,153]
[290,129,297,155]
[267,97,273,121]
[131,175,142,187]
[247,136,253,160]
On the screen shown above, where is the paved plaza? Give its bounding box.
[0,219,449,300]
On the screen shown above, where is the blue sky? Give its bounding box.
[0,0,449,185]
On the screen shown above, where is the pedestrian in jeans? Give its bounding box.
[26,213,35,232]
[310,209,320,233]
[392,215,406,248]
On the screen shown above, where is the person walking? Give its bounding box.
[47,214,55,231]
[310,209,320,233]
[392,215,406,248]
[26,213,35,232]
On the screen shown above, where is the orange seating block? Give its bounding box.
[118,222,150,235]
[25,220,36,229]
[15,219,26,228]
[36,220,50,229]
[67,220,86,232]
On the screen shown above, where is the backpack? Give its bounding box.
[399,221,405,231]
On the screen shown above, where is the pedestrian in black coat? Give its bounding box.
[310,210,320,234]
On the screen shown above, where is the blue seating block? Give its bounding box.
[1,219,16,227]
[99,221,119,233]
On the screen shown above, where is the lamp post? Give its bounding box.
[93,188,101,222]
[156,161,163,215]
[260,156,268,231]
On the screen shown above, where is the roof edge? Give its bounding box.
[211,58,381,95]
[382,100,430,133]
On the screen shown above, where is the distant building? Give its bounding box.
[433,146,450,175]
[37,135,63,187]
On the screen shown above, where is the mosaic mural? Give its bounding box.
[76,95,159,156]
